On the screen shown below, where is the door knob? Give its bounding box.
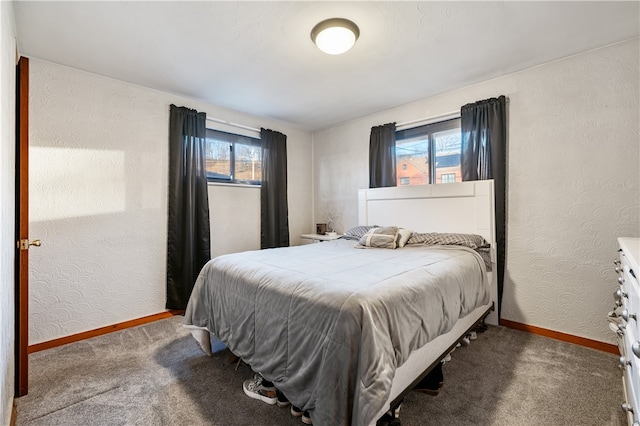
[18,239,41,250]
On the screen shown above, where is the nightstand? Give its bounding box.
[301,233,341,242]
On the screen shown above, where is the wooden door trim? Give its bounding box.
[15,56,29,397]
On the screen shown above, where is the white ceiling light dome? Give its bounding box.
[311,18,360,55]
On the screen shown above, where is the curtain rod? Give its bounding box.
[396,110,461,130]
[206,116,261,133]
[396,97,510,129]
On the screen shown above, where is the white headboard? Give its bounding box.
[358,180,498,325]
[358,180,496,248]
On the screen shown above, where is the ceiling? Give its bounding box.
[13,1,640,132]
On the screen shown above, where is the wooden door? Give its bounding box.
[15,56,30,397]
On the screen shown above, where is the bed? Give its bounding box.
[184,180,498,426]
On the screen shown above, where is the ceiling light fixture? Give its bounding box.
[311,18,360,55]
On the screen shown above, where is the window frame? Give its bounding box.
[395,117,461,185]
[205,128,261,186]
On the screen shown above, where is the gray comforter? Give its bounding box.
[184,239,489,426]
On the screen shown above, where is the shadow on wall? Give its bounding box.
[27,142,169,344]
[500,269,523,326]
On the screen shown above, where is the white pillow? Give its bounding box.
[358,226,399,249]
[397,228,413,248]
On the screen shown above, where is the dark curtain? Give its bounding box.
[369,122,397,188]
[261,128,290,249]
[460,95,507,318]
[166,104,211,310]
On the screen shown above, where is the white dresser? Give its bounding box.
[615,237,640,425]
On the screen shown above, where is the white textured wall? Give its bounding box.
[208,184,260,258]
[28,59,312,344]
[312,39,640,344]
[0,2,16,424]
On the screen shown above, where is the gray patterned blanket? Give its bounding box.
[184,239,489,425]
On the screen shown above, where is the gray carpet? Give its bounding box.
[15,316,625,426]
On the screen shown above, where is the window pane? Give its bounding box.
[396,136,430,186]
[396,117,460,186]
[441,173,456,183]
[234,143,261,182]
[434,128,461,184]
[206,128,261,185]
[206,138,232,180]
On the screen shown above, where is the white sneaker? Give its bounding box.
[394,403,401,418]
[301,411,313,425]
[276,390,290,407]
[291,406,303,417]
[242,374,277,405]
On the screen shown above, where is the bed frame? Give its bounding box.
[358,180,498,422]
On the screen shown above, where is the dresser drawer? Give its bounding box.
[622,329,640,425]
[624,328,640,409]
[623,253,640,340]
[618,238,640,426]
[622,373,638,425]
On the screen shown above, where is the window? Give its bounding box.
[395,118,461,186]
[441,173,456,183]
[205,128,261,185]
